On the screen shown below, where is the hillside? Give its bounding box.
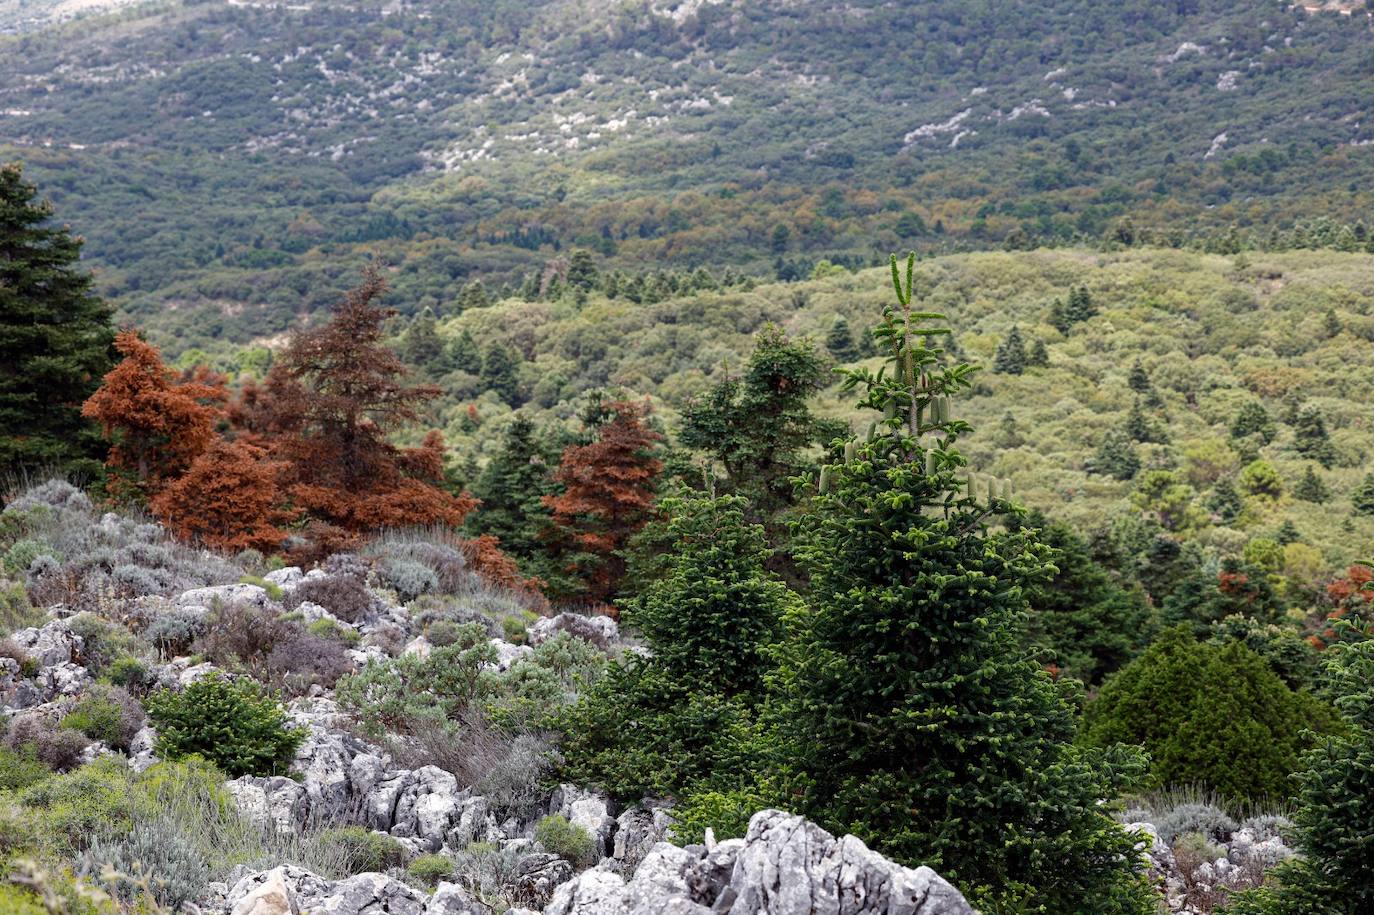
[387,246,1374,574]
[2,0,1373,352]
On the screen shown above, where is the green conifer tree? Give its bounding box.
[1352,473,1374,516]
[1064,285,1098,324]
[566,250,600,292]
[468,415,553,560]
[0,162,114,476]
[401,307,443,370]
[1026,338,1049,367]
[1089,431,1141,480]
[1294,464,1331,504]
[992,325,1027,374]
[446,329,482,375]
[1292,405,1336,468]
[771,255,1153,912]
[1127,359,1151,393]
[1230,400,1277,445]
[479,342,522,405]
[1206,477,1245,522]
[824,314,856,362]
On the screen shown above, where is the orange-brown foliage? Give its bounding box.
[544,399,662,602]
[149,438,297,553]
[232,269,476,550]
[82,331,226,494]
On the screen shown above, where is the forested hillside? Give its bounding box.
[2,0,1373,352]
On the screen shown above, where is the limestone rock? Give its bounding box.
[528,613,618,649]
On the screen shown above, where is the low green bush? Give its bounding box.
[61,686,144,750]
[145,673,304,777]
[313,827,406,874]
[406,853,453,886]
[533,814,594,867]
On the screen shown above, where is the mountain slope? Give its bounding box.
[1,0,1372,351]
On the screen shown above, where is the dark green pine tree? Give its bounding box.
[1352,474,1374,516]
[1323,308,1342,338]
[1127,359,1151,393]
[1089,431,1141,480]
[1206,477,1245,522]
[1064,285,1097,324]
[1274,519,1301,545]
[992,325,1027,374]
[445,328,482,374]
[457,279,491,312]
[824,314,856,362]
[1294,464,1331,504]
[771,256,1153,913]
[0,162,113,476]
[400,307,444,371]
[1230,400,1277,445]
[557,494,791,814]
[1048,297,1071,335]
[679,325,839,537]
[479,342,522,405]
[566,250,600,292]
[1292,404,1337,468]
[468,415,553,560]
[1026,338,1049,367]
[1125,398,1169,444]
[1019,512,1153,684]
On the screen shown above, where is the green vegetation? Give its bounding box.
[533,814,595,867]
[4,1,1374,358]
[144,673,304,778]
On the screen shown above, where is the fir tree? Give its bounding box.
[1274,519,1301,545]
[1294,464,1331,504]
[1323,308,1342,338]
[446,329,482,374]
[680,326,837,538]
[1293,404,1336,468]
[468,415,552,560]
[1026,338,1049,367]
[480,342,522,405]
[566,250,600,292]
[0,162,114,476]
[824,314,855,362]
[992,325,1027,374]
[1352,474,1374,516]
[1230,400,1277,445]
[1089,431,1141,480]
[1048,297,1071,335]
[401,307,443,370]
[771,255,1153,912]
[1206,477,1244,522]
[457,280,490,312]
[1125,398,1168,444]
[1064,285,1097,324]
[1127,359,1151,393]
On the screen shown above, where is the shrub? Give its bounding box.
[144,609,204,659]
[265,629,352,695]
[17,757,139,856]
[1240,814,1294,843]
[0,744,49,791]
[406,854,454,886]
[1155,803,1238,844]
[308,616,360,646]
[313,827,405,875]
[474,734,553,819]
[287,567,379,624]
[106,656,150,692]
[0,636,38,678]
[0,577,42,634]
[4,715,91,771]
[381,558,439,602]
[82,815,211,910]
[501,614,528,645]
[66,613,140,677]
[62,686,145,750]
[4,538,53,577]
[1081,627,1339,801]
[145,673,304,777]
[534,815,594,867]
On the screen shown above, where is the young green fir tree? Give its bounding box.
[825,314,856,362]
[992,325,1027,374]
[1292,404,1336,468]
[1293,464,1331,504]
[1026,337,1050,368]
[1352,473,1374,516]
[769,255,1154,914]
[467,415,553,561]
[0,162,114,477]
[479,342,522,405]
